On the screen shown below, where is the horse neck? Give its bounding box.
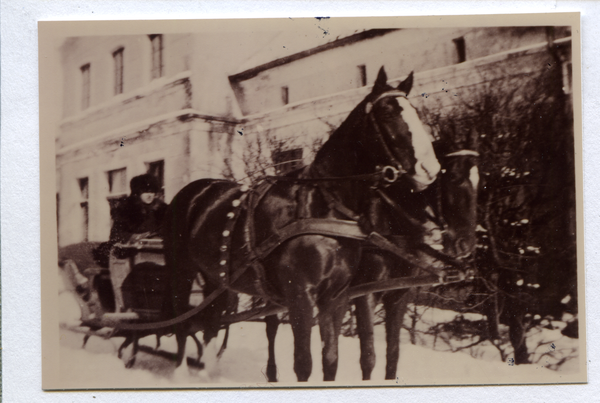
[311,106,369,178]
[311,139,359,178]
[308,120,372,211]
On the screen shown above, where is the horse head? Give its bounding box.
[352,88,479,382]
[358,69,479,272]
[312,67,440,192]
[430,138,479,261]
[363,67,441,191]
[365,68,478,262]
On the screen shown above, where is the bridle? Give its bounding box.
[364,90,412,181]
[366,94,480,260]
[366,90,480,186]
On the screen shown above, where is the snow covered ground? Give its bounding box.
[56,288,582,389]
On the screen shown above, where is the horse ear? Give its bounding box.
[397,71,414,96]
[373,66,388,92]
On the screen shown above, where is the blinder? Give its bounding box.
[365,90,412,182]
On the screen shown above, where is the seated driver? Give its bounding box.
[109,173,167,245]
[93,173,167,267]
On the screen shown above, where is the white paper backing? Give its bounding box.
[2,1,598,402]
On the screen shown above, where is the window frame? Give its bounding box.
[106,168,128,199]
[149,34,163,80]
[78,177,89,242]
[281,86,289,105]
[113,47,124,95]
[80,63,91,110]
[146,159,165,200]
[357,64,367,87]
[453,37,467,64]
[272,148,303,175]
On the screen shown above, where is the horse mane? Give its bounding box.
[312,87,392,176]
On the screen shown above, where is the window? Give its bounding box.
[272,148,303,175]
[281,86,289,105]
[107,168,127,196]
[113,48,124,95]
[453,37,466,63]
[78,178,89,242]
[107,168,127,217]
[149,34,163,80]
[81,63,91,110]
[146,160,165,198]
[357,65,367,87]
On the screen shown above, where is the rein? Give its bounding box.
[261,165,402,185]
[261,90,414,188]
[106,183,477,332]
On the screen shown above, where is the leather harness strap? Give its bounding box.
[254,218,368,260]
[249,219,445,277]
[244,180,281,302]
[316,183,362,221]
[105,85,478,331]
[216,189,249,285]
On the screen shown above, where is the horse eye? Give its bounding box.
[379,102,401,117]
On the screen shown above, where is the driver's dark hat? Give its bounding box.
[130,174,160,195]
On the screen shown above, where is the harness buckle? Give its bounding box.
[382,165,402,183]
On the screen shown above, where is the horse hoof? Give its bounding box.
[266,367,278,383]
[125,357,136,369]
[187,357,205,370]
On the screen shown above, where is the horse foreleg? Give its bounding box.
[118,335,133,359]
[354,294,377,380]
[288,296,314,382]
[184,332,206,370]
[508,312,530,365]
[217,325,230,359]
[190,333,204,362]
[265,314,280,382]
[82,334,91,348]
[383,290,410,380]
[318,295,348,382]
[125,335,139,368]
[175,331,188,368]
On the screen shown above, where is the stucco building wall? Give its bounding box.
[230,27,570,116]
[56,33,240,246]
[235,36,572,176]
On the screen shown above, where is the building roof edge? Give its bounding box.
[228,29,399,84]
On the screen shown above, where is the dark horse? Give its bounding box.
[261,96,480,382]
[351,138,479,380]
[162,67,443,381]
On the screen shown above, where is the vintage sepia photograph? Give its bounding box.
[39,14,585,389]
